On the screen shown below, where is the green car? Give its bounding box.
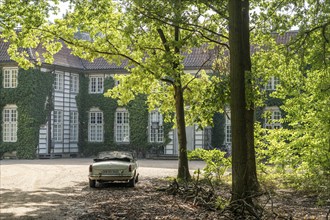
[88,151,139,188]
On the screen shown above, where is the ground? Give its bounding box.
[0,159,329,219]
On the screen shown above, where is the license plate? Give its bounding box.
[101,169,119,175]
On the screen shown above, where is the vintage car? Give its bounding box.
[88,151,139,188]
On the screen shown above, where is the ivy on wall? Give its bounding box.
[76,75,172,157]
[76,75,118,156]
[0,68,53,158]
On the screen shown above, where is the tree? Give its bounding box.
[0,0,64,68]
[2,0,224,180]
[6,0,328,206]
[253,0,330,189]
[184,0,260,199]
[228,0,257,202]
[1,0,260,198]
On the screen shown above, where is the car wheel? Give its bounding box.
[135,174,139,183]
[128,177,136,187]
[89,179,96,188]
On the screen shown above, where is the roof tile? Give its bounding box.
[0,31,298,70]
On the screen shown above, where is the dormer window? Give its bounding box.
[3,67,18,88]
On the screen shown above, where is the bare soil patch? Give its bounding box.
[64,179,329,220]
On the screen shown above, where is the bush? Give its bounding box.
[188,148,231,182]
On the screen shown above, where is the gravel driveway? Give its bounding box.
[0,158,205,219]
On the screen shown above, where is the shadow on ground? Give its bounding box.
[0,181,87,220]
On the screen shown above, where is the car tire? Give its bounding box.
[89,179,96,188]
[135,174,139,183]
[128,176,136,187]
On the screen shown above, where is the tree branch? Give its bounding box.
[182,52,213,92]
[157,28,171,52]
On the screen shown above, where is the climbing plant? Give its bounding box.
[0,68,53,159]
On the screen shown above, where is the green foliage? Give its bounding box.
[0,0,63,69]
[188,148,231,182]
[0,68,53,158]
[254,26,330,193]
[2,0,328,195]
[215,196,230,210]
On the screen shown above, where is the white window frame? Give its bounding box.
[2,105,18,142]
[265,76,279,91]
[115,108,129,143]
[88,110,103,142]
[54,71,64,91]
[3,67,18,88]
[264,107,282,129]
[53,110,63,142]
[70,74,79,93]
[149,110,164,143]
[70,111,79,142]
[225,108,232,144]
[89,76,104,94]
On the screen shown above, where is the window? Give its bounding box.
[53,110,63,141]
[70,74,79,93]
[2,105,17,142]
[115,109,129,143]
[89,76,104,93]
[149,110,164,143]
[54,71,64,91]
[3,67,18,88]
[89,111,103,142]
[264,107,282,129]
[70,111,78,141]
[225,108,231,144]
[265,76,279,90]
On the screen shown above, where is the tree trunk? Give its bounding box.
[174,84,191,180]
[157,19,191,181]
[242,0,259,192]
[173,22,191,181]
[229,0,259,201]
[228,0,249,200]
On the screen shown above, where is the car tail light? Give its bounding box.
[89,165,93,172]
[128,165,132,172]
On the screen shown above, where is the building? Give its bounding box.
[0,40,216,158]
[0,31,297,159]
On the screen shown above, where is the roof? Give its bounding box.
[81,57,129,70]
[0,31,297,71]
[38,41,83,69]
[273,30,298,44]
[0,40,18,63]
[183,46,219,69]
